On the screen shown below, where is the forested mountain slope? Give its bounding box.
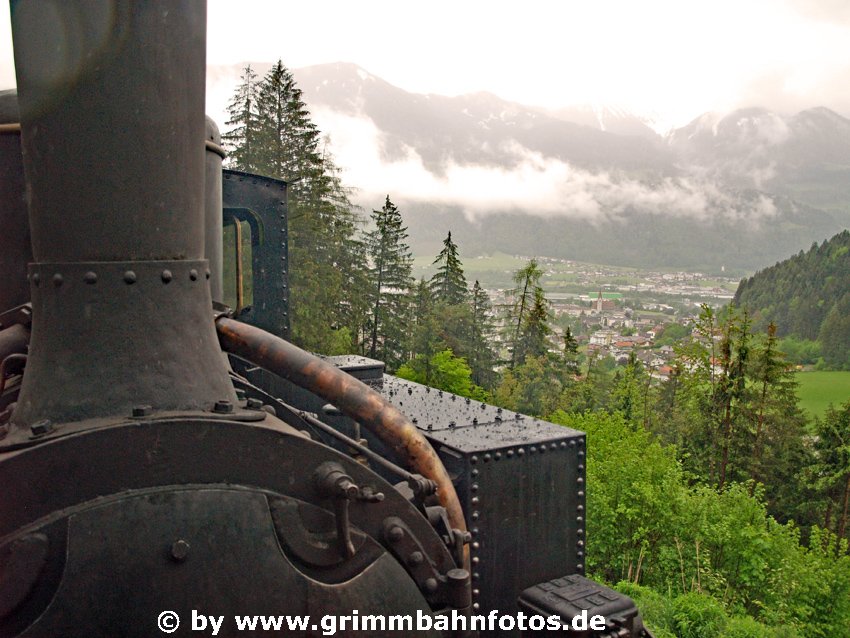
[734,229,850,367]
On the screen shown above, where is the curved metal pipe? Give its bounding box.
[0,324,29,363]
[216,317,468,541]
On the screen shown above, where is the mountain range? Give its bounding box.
[207,62,850,275]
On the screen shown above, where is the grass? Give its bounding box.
[795,370,850,419]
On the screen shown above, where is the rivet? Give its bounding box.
[471,497,479,505]
[551,443,558,450]
[189,269,199,281]
[577,550,584,558]
[472,589,480,597]
[578,450,585,458]
[472,603,480,610]
[483,453,491,462]
[570,440,576,447]
[472,572,480,581]
[577,516,584,523]
[423,578,438,593]
[387,526,404,543]
[171,539,190,562]
[471,469,478,477]
[472,512,479,521]
[577,477,584,485]
[471,483,479,492]
[470,455,478,465]
[494,452,501,460]
[560,442,567,449]
[161,269,173,283]
[518,448,525,456]
[578,464,585,470]
[577,505,584,512]
[123,270,137,284]
[213,400,233,414]
[577,563,584,571]
[471,556,479,565]
[507,449,514,458]
[471,527,479,536]
[52,273,63,287]
[472,542,480,550]
[577,540,585,548]
[408,551,424,565]
[32,273,40,286]
[530,446,537,453]
[84,271,98,284]
[578,491,585,498]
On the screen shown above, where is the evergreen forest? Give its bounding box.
[223,64,850,637]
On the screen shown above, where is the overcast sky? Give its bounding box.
[1,0,849,129]
[205,0,850,129]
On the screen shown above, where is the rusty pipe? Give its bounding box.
[215,317,468,543]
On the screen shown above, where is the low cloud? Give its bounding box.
[314,108,777,225]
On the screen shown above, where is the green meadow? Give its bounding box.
[795,370,850,419]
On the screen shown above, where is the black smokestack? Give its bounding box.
[10,0,235,427]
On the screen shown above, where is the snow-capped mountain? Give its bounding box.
[207,62,850,273]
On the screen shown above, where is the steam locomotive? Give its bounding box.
[0,2,651,636]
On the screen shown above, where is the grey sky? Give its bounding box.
[1,0,849,129]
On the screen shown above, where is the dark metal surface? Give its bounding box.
[10,261,235,429]
[216,317,468,547]
[205,116,225,302]
[0,90,31,313]
[378,376,586,633]
[11,0,207,262]
[222,170,290,340]
[9,1,235,429]
[0,417,460,634]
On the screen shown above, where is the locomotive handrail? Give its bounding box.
[215,316,469,554]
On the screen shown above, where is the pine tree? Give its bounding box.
[506,259,545,369]
[224,61,367,354]
[468,280,498,388]
[430,232,467,305]
[222,65,260,172]
[515,287,552,364]
[363,196,413,369]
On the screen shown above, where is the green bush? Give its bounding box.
[672,592,728,638]
[724,616,774,638]
[613,581,675,635]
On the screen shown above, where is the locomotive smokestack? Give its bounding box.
[10,0,235,426]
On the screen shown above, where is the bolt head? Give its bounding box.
[387,525,404,543]
[132,405,152,417]
[213,400,233,414]
[30,419,52,436]
[171,539,190,562]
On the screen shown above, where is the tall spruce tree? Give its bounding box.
[223,60,367,354]
[430,232,467,305]
[222,65,260,172]
[364,196,413,369]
